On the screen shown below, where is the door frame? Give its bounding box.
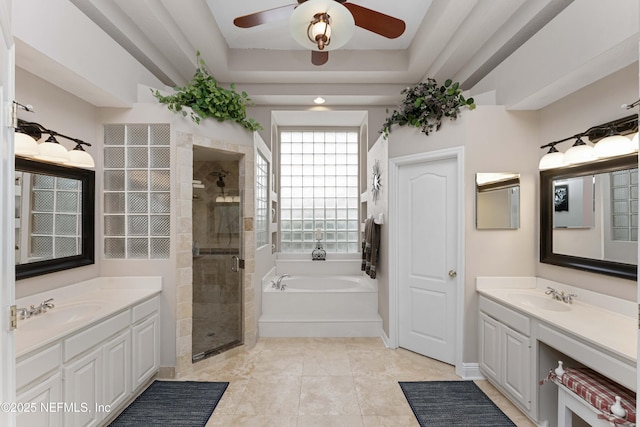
[0,0,16,425]
[388,146,465,375]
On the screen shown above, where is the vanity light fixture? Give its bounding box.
[539,114,638,170]
[538,144,565,170]
[17,119,95,169]
[14,130,39,157]
[562,136,595,165]
[68,142,95,168]
[35,134,71,164]
[629,132,639,151]
[592,127,634,159]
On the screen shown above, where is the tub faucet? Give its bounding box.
[272,274,290,290]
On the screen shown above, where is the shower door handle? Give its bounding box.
[231,256,244,272]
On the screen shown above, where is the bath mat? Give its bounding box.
[109,380,228,427]
[399,381,516,426]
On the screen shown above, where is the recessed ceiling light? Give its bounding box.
[313,97,326,105]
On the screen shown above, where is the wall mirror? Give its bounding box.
[15,157,95,280]
[476,173,520,229]
[540,153,637,280]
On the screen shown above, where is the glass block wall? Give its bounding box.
[279,130,359,253]
[610,168,638,242]
[30,174,82,260]
[103,124,171,259]
[255,151,269,248]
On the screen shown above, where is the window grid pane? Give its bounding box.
[611,168,638,242]
[29,177,82,261]
[103,124,171,259]
[280,130,359,253]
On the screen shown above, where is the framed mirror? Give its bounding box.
[15,157,95,280]
[540,153,637,280]
[476,173,520,229]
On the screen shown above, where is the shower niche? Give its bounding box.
[192,148,243,361]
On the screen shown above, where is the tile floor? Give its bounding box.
[181,337,536,427]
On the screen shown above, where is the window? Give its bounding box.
[103,124,171,259]
[279,130,359,253]
[610,168,638,242]
[256,151,269,247]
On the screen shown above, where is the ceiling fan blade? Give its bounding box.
[343,3,406,39]
[233,4,297,28]
[311,50,329,66]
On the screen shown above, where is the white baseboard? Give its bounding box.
[457,362,485,380]
[380,330,392,348]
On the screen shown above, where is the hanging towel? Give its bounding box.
[361,217,380,279]
[361,217,373,272]
[366,222,381,279]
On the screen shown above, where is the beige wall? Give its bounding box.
[384,106,539,363]
[15,68,101,298]
[536,63,639,301]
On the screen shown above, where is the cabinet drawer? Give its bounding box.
[479,296,530,336]
[16,343,62,391]
[64,310,130,362]
[132,296,159,323]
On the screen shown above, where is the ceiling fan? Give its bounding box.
[233,0,406,66]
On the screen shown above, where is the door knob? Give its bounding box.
[448,270,457,278]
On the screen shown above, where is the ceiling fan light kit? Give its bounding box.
[234,0,405,65]
[308,12,332,50]
[290,0,354,52]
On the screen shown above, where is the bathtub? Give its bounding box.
[259,270,383,337]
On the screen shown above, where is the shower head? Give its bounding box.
[209,169,230,188]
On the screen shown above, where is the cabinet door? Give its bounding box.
[132,314,160,392]
[479,312,501,381]
[103,329,131,412]
[502,325,531,410]
[16,372,63,427]
[63,347,102,427]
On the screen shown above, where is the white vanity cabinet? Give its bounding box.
[63,347,103,427]
[478,296,533,414]
[15,294,161,427]
[131,296,160,393]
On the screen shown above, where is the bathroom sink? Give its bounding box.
[18,303,104,331]
[507,293,571,312]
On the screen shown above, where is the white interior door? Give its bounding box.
[0,1,16,426]
[397,156,458,365]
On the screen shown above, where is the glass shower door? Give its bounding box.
[192,160,243,361]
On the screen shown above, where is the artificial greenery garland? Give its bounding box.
[381,78,475,137]
[152,52,262,132]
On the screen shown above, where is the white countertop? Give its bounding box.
[16,277,162,358]
[477,277,636,364]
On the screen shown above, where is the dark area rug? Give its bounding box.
[109,380,228,427]
[399,381,516,426]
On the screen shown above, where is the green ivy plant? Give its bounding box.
[152,52,262,132]
[381,78,475,137]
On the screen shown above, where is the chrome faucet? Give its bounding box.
[271,274,290,290]
[545,287,576,304]
[545,287,562,301]
[17,298,55,319]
